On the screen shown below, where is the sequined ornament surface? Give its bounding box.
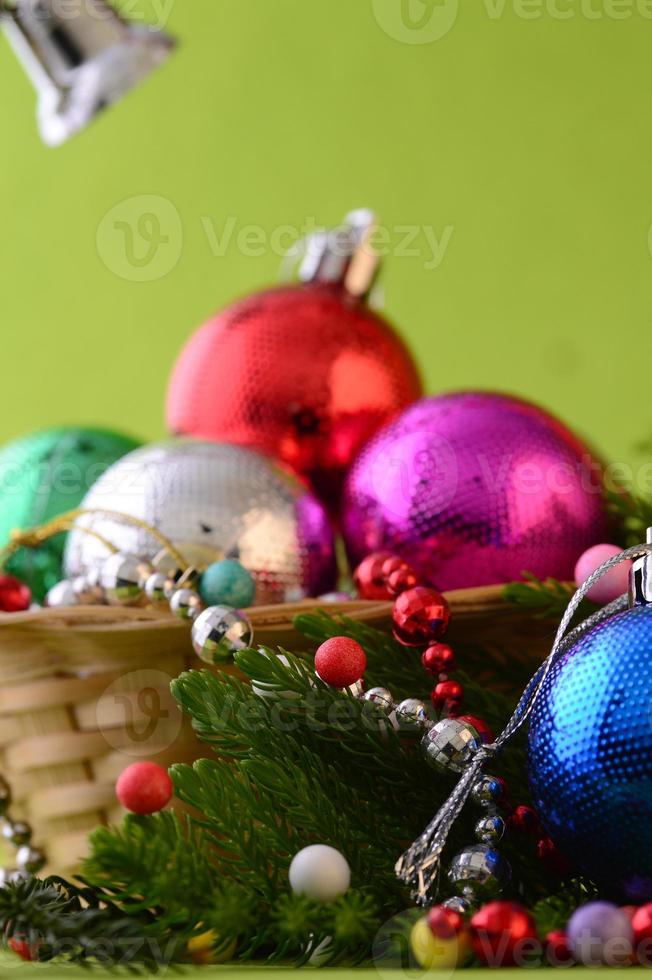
[342,392,607,590]
[64,440,336,604]
[528,606,652,902]
[0,427,141,600]
[166,284,422,508]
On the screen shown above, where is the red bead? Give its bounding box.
[392,587,450,647]
[536,836,571,876]
[0,574,31,613]
[456,714,494,744]
[509,804,541,835]
[422,643,456,676]
[545,930,573,966]
[427,905,465,939]
[8,937,37,961]
[116,762,173,815]
[470,901,538,967]
[431,679,464,713]
[386,566,419,597]
[631,903,652,946]
[314,636,367,688]
[353,552,396,600]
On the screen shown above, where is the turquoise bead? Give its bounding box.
[199,559,256,609]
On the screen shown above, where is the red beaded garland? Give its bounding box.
[421,643,456,676]
[469,901,539,967]
[353,552,396,600]
[116,762,173,815]
[431,679,464,713]
[632,903,652,946]
[536,836,571,876]
[545,930,573,966]
[427,905,465,939]
[392,587,450,647]
[510,804,541,835]
[0,574,31,613]
[315,636,367,688]
[386,566,419,597]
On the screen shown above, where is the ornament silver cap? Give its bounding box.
[299,208,381,299]
[1,0,175,146]
[629,527,652,607]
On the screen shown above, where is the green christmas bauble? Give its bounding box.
[0,427,141,600]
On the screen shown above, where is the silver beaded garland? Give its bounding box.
[191,605,254,664]
[2,819,31,846]
[395,698,431,733]
[447,843,511,900]
[169,588,203,621]
[362,687,395,713]
[15,845,46,874]
[99,553,151,607]
[470,774,504,808]
[144,571,169,604]
[45,579,78,607]
[421,718,481,774]
[474,814,505,845]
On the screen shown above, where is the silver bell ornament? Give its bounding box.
[64,440,337,605]
[1,0,175,147]
[191,605,253,664]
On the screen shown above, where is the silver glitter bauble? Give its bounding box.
[363,687,394,713]
[421,718,481,773]
[144,571,168,604]
[474,814,506,845]
[191,605,253,664]
[470,774,505,809]
[2,820,32,846]
[169,588,203,621]
[45,579,78,607]
[395,698,430,733]
[99,553,150,607]
[15,845,46,874]
[64,440,337,605]
[448,844,511,899]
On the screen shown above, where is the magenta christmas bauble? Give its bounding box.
[341,392,608,590]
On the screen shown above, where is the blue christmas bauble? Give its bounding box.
[528,605,652,902]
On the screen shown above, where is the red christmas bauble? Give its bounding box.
[314,636,366,688]
[386,565,419,597]
[545,930,573,966]
[392,586,450,647]
[422,643,456,676]
[0,575,31,613]
[353,552,396,600]
[116,762,173,815]
[427,905,465,939]
[166,284,421,508]
[632,903,652,946]
[470,901,538,967]
[431,679,464,713]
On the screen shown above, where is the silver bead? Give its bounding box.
[362,687,394,713]
[45,579,78,608]
[15,845,46,874]
[144,571,168,604]
[395,698,431,733]
[448,844,511,899]
[2,820,32,846]
[443,896,473,915]
[191,605,254,664]
[470,774,505,808]
[421,718,481,773]
[0,776,11,817]
[99,553,150,607]
[474,814,506,845]
[63,440,337,605]
[169,588,203,621]
[72,569,104,605]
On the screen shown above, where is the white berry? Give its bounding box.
[289,844,351,902]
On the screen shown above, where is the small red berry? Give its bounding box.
[545,930,573,966]
[536,836,571,876]
[116,762,173,815]
[431,679,464,713]
[392,587,450,647]
[422,643,456,676]
[314,636,367,688]
[509,804,540,835]
[8,937,37,961]
[427,905,465,939]
[0,575,31,613]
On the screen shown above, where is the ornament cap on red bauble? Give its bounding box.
[165,210,422,509]
[116,761,173,815]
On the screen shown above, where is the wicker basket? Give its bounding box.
[0,586,556,875]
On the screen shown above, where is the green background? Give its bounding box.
[1,0,651,488]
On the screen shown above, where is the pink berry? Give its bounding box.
[116,762,173,815]
[314,637,366,688]
[574,544,631,604]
